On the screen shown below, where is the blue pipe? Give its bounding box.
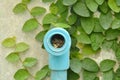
[43,28,71,80]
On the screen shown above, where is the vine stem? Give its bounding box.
[18,54,35,78]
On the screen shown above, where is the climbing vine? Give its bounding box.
[2,0,120,80]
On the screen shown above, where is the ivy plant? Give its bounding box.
[2,0,120,80]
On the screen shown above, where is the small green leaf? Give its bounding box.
[14,69,29,80]
[103,70,114,80]
[82,58,99,72]
[70,58,82,73]
[42,0,55,3]
[108,0,120,13]
[100,59,116,72]
[63,0,77,6]
[22,18,39,32]
[13,3,27,14]
[23,57,37,67]
[99,1,109,14]
[6,52,19,63]
[81,17,94,34]
[68,14,77,25]
[95,0,104,5]
[42,13,58,24]
[52,23,71,28]
[85,0,98,12]
[31,7,46,17]
[102,40,113,50]
[111,18,120,29]
[35,30,47,42]
[116,0,120,6]
[22,0,31,4]
[83,70,96,80]
[73,1,90,17]
[67,69,80,80]
[50,3,58,15]
[93,18,104,32]
[90,33,105,51]
[2,37,16,48]
[105,29,120,40]
[35,65,50,80]
[15,42,29,52]
[99,12,113,30]
[115,48,120,61]
[94,77,99,80]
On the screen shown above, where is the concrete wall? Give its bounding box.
[0,0,117,80]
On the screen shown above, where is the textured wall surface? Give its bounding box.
[0,0,117,80]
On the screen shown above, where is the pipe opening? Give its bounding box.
[51,34,65,48]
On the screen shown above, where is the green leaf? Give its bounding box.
[68,14,77,25]
[85,0,98,12]
[100,59,116,72]
[82,58,99,72]
[103,70,114,80]
[35,65,50,80]
[111,18,120,29]
[22,18,39,32]
[77,32,91,44]
[63,0,77,6]
[102,40,113,50]
[105,29,120,40]
[94,77,99,80]
[81,45,99,55]
[52,23,71,28]
[42,0,55,3]
[115,48,120,61]
[81,17,94,34]
[73,1,90,17]
[67,69,80,80]
[6,52,19,63]
[93,18,104,32]
[2,37,16,48]
[35,30,47,42]
[90,33,105,51]
[108,0,120,13]
[116,0,120,6]
[50,3,58,15]
[83,70,96,80]
[42,13,58,24]
[70,58,82,73]
[15,42,29,52]
[115,67,120,77]
[31,7,46,17]
[23,57,37,67]
[22,0,31,4]
[99,12,113,30]
[13,3,27,14]
[99,1,109,14]
[14,69,29,80]
[95,0,104,5]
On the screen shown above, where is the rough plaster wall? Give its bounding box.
[0,0,118,80]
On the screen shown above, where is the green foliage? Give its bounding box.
[13,3,27,14]
[102,70,114,80]
[22,0,31,4]
[15,42,29,52]
[22,18,39,32]
[100,59,116,72]
[2,37,16,48]
[14,69,30,80]
[23,57,37,67]
[35,65,50,80]
[63,0,77,6]
[6,52,19,63]
[30,7,46,17]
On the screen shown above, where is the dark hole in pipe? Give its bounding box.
[51,34,65,48]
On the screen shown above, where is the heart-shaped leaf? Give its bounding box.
[13,3,27,14]
[82,58,99,72]
[23,57,37,67]
[85,0,98,12]
[22,18,39,32]
[15,42,29,52]
[99,12,113,30]
[14,69,29,80]
[31,7,46,17]
[100,59,116,72]
[73,1,90,17]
